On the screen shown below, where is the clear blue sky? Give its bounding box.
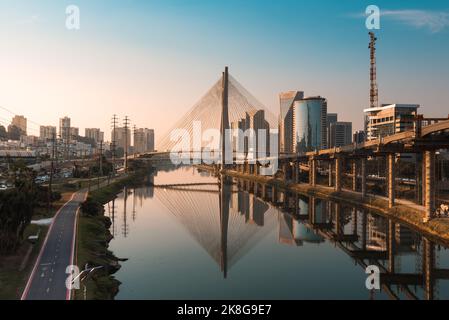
[0,0,448,139]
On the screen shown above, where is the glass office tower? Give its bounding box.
[292,97,327,153]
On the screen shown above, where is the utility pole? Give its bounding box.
[47,131,57,214]
[123,116,130,173]
[111,115,118,176]
[98,140,104,189]
[133,125,137,159]
[369,32,378,109]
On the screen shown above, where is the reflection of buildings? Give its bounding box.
[154,176,276,277]
[133,168,449,299]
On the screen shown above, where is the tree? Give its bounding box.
[7,125,21,141]
[0,125,7,140]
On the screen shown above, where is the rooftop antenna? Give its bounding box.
[369,32,379,109]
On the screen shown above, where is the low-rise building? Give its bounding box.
[364,104,419,140]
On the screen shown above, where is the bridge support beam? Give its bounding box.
[328,162,332,187]
[335,157,342,192]
[361,158,367,198]
[424,151,436,221]
[388,153,395,209]
[352,160,357,192]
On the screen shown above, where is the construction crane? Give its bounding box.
[369,32,379,109]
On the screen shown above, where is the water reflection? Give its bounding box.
[107,167,449,300]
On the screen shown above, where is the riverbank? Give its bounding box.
[224,169,449,246]
[74,171,151,300]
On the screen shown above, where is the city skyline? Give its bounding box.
[1,0,449,143]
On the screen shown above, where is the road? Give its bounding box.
[21,190,88,300]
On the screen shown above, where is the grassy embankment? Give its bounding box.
[74,172,148,300]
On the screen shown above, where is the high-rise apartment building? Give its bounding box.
[59,116,71,142]
[134,128,155,154]
[85,128,105,144]
[111,127,131,153]
[11,115,27,135]
[39,126,57,141]
[70,127,79,138]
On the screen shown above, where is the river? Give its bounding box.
[105,166,449,300]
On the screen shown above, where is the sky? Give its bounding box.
[0,0,448,143]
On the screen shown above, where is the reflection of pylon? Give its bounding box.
[132,188,137,222]
[122,187,129,238]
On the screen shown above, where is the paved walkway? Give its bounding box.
[22,174,127,300]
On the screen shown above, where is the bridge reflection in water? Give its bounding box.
[109,167,449,300]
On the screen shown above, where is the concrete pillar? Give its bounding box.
[335,157,342,192]
[328,162,332,187]
[387,153,395,209]
[352,160,357,192]
[425,151,436,221]
[361,158,367,198]
[415,153,423,205]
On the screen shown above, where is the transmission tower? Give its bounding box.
[123,116,130,173]
[111,114,119,175]
[369,32,379,109]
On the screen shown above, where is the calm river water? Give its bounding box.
[106,166,449,300]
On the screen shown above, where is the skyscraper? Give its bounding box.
[292,96,328,153]
[279,91,304,154]
[327,113,338,148]
[329,122,352,148]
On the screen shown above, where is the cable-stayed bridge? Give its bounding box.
[156,68,277,154]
